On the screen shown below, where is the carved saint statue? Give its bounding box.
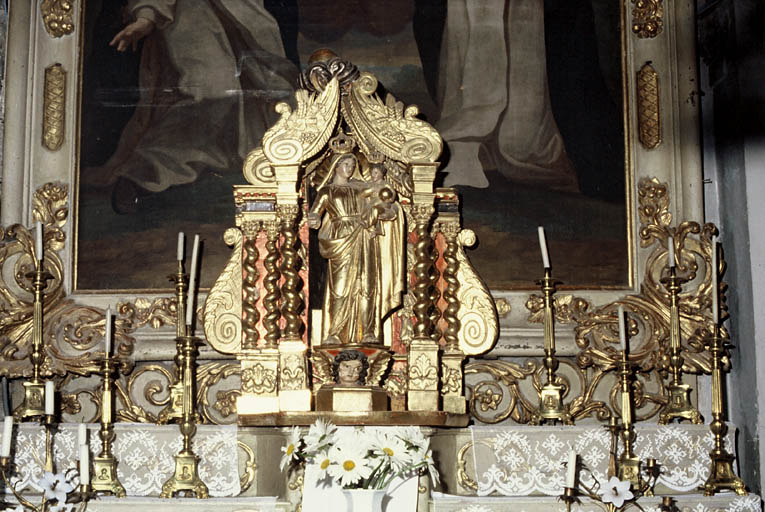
[307,145,405,345]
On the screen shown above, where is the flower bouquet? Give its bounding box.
[281,420,438,511]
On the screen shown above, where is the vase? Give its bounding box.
[342,488,386,512]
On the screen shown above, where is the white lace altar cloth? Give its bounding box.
[1,423,240,497]
[431,493,762,512]
[469,424,736,496]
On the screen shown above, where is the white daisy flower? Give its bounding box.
[304,418,337,454]
[369,430,410,471]
[327,445,373,487]
[599,476,633,508]
[398,426,429,453]
[280,426,303,471]
[314,450,332,479]
[422,448,440,486]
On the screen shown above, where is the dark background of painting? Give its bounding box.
[77,0,627,291]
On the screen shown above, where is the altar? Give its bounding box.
[0,1,762,511]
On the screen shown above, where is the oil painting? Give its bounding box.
[77,0,627,291]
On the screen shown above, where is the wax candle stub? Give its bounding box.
[186,234,200,327]
[1,416,12,457]
[712,235,719,324]
[618,305,627,352]
[45,381,55,415]
[79,444,90,485]
[668,236,675,268]
[78,423,87,446]
[538,226,550,269]
[566,450,577,488]
[35,221,43,261]
[105,307,113,356]
[177,232,185,262]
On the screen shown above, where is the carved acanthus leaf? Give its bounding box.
[204,228,244,354]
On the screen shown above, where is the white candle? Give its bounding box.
[618,305,627,352]
[538,226,551,269]
[1,417,12,457]
[45,381,55,415]
[78,423,87,446]
[35,221,44,261]
[105,307,112,356]
[712,235,719,324]
[177,232,185,262]
[186,235,200,326]
[79,444,90,485]
[566,450,577,488]
[668,236,675,269]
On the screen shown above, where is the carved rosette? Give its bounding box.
[631,0,663,38]
[40,0,75,38]
[42,64,66,151]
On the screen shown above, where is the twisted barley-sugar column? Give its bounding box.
[278,205,303,340]
[263,220,282,348]
[430,227,443,343]
[441,223,461,350]
[242,224,261,349]
[412,205,436,339]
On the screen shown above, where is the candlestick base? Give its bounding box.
[13,381,46,421]
[700,450,748,496]
[658,383,703,425]
[160,452,209,499]
[618,453,642,488]
[91,455,126,497]
[530,382,572,425]
[90,456,125,498]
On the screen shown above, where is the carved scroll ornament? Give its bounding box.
[466,177,720,424]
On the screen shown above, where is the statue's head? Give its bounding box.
[332,350,368,386]
[369,162,385,183]
[332,154,358,182]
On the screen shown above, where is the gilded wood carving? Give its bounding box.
[637,63,661,149]
[42,64,66,151]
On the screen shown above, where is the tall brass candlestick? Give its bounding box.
[700,324,747,496]
[158,261,188,424]
[617,350,642,488]
[160,334,209,498]
[659,267,702,424]
[531,268,572,425]
[14,265,53,421]
[91,356,126,497]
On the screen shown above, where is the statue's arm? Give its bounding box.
[307,191,328,229]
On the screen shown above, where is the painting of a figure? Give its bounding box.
[77,0,627,291]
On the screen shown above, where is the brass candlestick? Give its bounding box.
[13,265,53,422]
[160,335,209,498]
[617,350,641,488]
[700,324,747,496]
[158,261,188,425]
[531,268,572,425]
[659,267,702,424]
[91,356,126,497]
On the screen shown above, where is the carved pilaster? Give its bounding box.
[277,204,303,341]
[407,339,440,411]
[278,340,311,412]
[241,222,261,350]
[236,350,280,415]
[262,220,282,348]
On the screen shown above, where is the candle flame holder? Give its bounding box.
[699,325,747,496]
[658,267,702,425]
[13,265,53,422]
[91,356,126,497]
[530,268,572,425]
